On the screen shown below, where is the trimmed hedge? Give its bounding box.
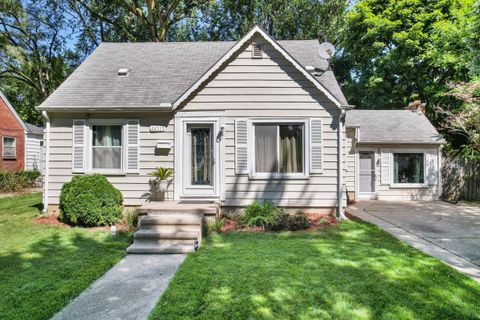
[59,174,123,227]
[0,170,41,192]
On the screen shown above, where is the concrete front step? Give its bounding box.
[134,230,199,240]
[137,201,218,215]
[140,225,201,233]
[139,214,202,226]
[127,243,196,254]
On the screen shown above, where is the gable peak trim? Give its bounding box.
[172,25,343,110]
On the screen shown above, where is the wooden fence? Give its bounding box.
[442,157,480,201]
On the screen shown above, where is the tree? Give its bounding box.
[336,0,477,110]
[435,81,480,160]
[0,0,75,124]
[199,0,350,42]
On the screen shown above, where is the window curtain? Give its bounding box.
[92,125,122,169]
[191,128,211,185]
[255,125,278,172]
[280,125,303,173]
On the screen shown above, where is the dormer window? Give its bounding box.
[117,68,129,77]
[251,44,263,59]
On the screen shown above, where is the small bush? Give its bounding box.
[121,209,139,232]
[207,218,225,235]
[287,214,310,231]
[265,209,290,231]
[59,174,123,227]
[0,170,40,192]
[241,201,280,228]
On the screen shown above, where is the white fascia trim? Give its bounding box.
[356,141,446,145]
[0,91,28,132]
[172,25,343,110]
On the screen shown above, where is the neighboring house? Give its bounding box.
[0,91,44,172]
[37,26,444,216]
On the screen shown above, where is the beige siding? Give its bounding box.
[47,112,174,206]
[354,144,441,201]
[25,133,43,172]
[179,36,343,208]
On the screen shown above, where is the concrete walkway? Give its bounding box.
[348,201,480,283]
[51,254,186,320]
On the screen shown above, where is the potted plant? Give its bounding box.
[150,167,173,192]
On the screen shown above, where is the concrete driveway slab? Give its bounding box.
[51,254,186,320]
[349,201,480,283]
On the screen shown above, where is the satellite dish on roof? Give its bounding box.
[318,42,336,59]
[318,42,336,70]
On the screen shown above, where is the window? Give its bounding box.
[91,125,122,170]
[2,137,16,159]
[254,123,304,175]
[393,153,424,184]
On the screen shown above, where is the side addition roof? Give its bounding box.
[38,26,348,111]
[346,110,445,145]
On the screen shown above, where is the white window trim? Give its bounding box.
[390,149,428,188]
[248,119,310,180]
[2,136,17,159]
[86,119,127,175]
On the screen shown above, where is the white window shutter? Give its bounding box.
[126,120,140,173]
[425,149,438,185]
[235,120,248,174]
[72,120,86,173]
[381,149,390,184]
[310,119,323,173]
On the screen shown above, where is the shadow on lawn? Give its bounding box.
[0,229,129,320]
[153,221,480,320]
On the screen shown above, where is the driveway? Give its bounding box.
[349,200,480,282]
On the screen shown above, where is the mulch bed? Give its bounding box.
[32,214,127,231]
[219,213,338,233]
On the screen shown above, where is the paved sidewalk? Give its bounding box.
[51,254,186,320]
[349,202,480,283]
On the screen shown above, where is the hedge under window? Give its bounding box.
[393,153,424,184]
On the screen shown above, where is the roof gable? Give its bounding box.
[173,25,344,110]
[0,91,28,132]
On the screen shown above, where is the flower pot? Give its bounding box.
[158,179,169,191]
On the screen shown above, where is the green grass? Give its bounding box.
[150,222,480,320]
[0,193,131,320]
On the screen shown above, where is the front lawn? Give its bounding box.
[0,193,131,320]
[150,221,480,320]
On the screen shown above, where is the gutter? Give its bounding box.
[36,103,173,113]
[41,111,50,213]
[337,108,348,220]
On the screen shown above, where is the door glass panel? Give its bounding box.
[191,127,212,185]
[359,152,375,193]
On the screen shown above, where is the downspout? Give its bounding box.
[337,109,347,220]
[41,111,50,213]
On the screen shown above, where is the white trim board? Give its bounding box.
[172,25,344,111]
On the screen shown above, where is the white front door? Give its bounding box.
[359,151,376,196]
[181,121,219,198]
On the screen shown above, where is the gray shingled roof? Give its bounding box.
[346,110,445,144]
[25,123,43,135]
[39,40,347,109]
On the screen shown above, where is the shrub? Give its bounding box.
[286,214,310,231]
[265,209,290,231]
[241,201,280,228]
[207,218,225,235]
[0,170,40,192]
[59,174,123,227]
[120,209,139,232]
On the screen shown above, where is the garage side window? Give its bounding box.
[2,136,16,159]
[393,153,424,184]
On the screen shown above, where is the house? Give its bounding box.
[37,26,444,219]
[0,91,44,172]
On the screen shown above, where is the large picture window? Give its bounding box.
[2,137,16,159]
[92,125,122,170]
[254,124,304,174]
[393,153,424,184]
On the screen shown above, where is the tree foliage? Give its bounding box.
[336,0,477,111]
